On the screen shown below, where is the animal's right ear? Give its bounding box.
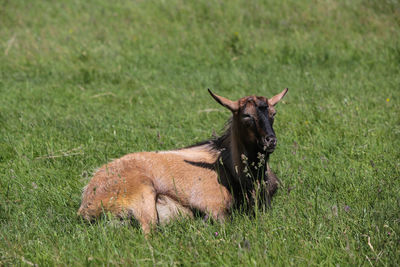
[208,89,239,113]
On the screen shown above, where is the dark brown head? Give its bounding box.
[208,88,288,153]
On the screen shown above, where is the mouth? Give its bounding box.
[262,139,277,153]
[259,141,276,153]
[263,145,276,153]
[257,136,277,153]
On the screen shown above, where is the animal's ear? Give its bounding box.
[208,89,239,112]
[268,88,288,106]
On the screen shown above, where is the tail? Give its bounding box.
[77,205,89,220]
[77,184,93,220]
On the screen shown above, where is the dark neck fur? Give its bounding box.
[183,116,271,203]
[209,118,271,203]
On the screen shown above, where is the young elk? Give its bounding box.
[78,88,288,234]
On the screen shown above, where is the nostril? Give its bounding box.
[264,136,276,146]
[262,136,277,151]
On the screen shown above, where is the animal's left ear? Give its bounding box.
[268,88,288,106]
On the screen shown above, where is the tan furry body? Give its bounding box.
[78,145,231,233]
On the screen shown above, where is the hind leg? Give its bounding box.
[190,184,233,223]
[118,183,158,235]
[156,194,193,225]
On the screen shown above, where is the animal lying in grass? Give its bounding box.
[78,88,288,234]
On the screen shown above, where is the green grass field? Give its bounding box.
[1,0,400,265]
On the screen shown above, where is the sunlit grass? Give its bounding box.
[0,0,399,265]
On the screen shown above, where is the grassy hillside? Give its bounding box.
[1,0,399,265]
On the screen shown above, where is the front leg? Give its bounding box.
[264,163,281,206]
